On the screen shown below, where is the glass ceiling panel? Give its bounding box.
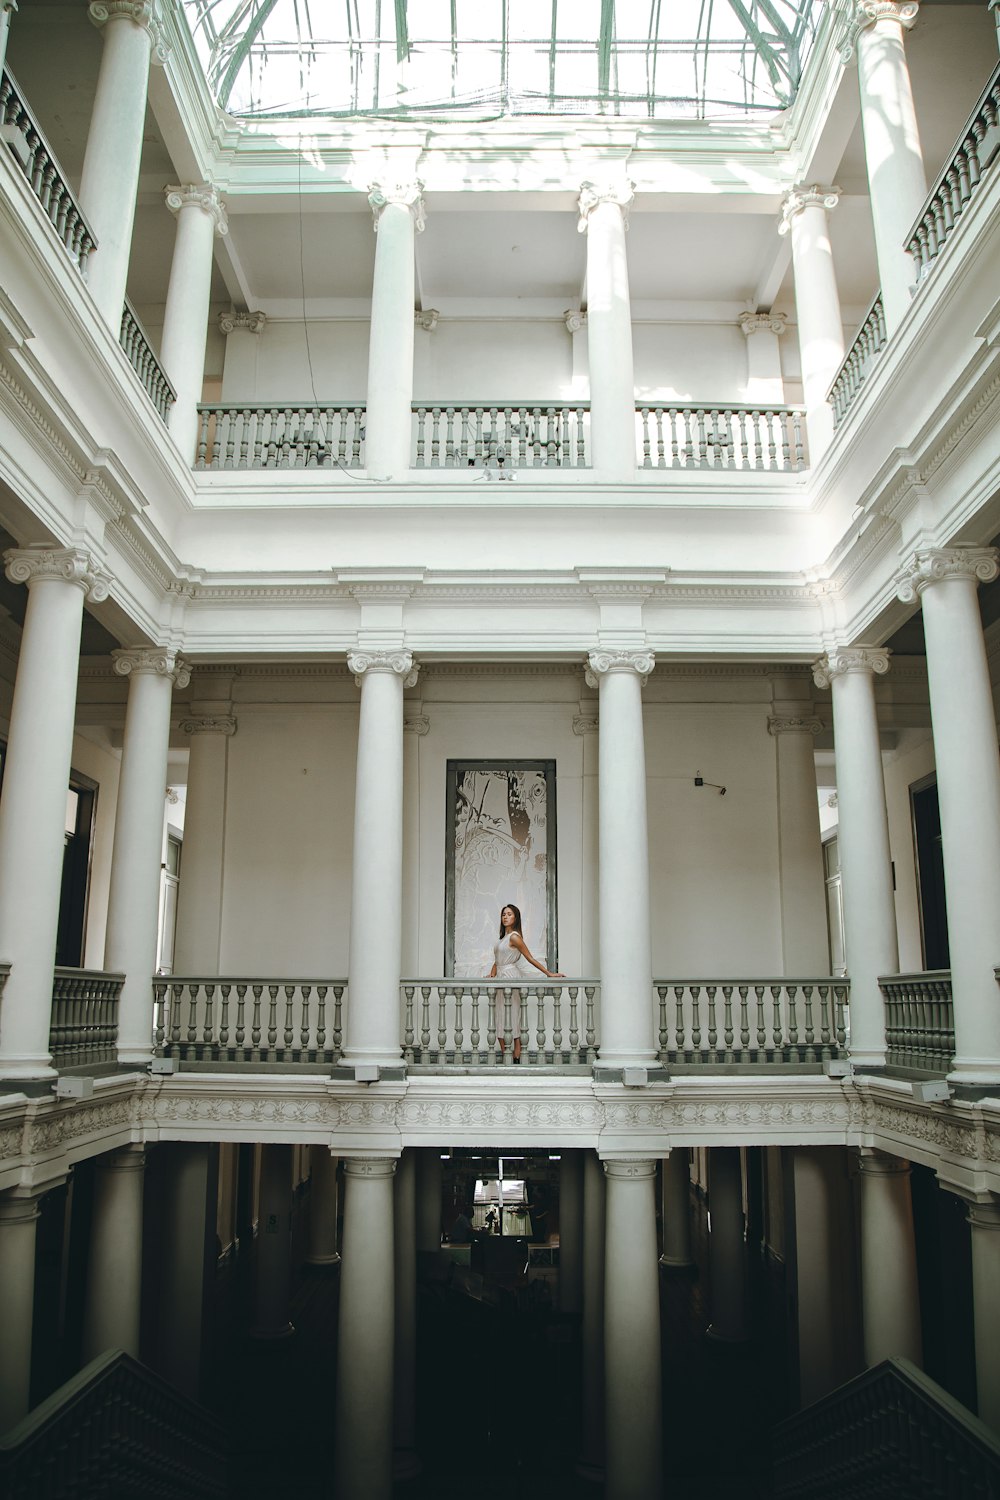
[182,0,822,122]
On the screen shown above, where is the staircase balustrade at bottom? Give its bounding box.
[402,979,599,1068]
[153,977,345,1069]
[656,978,849,1069]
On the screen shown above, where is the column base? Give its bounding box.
[248,1321,295,1342]
[116,1046,154,1069]
[948,1057,1000,1086]
[847,1050,887,1071]
[392,1448,423,1481]
[0,1056,57,1083]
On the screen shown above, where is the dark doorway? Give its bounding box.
[911,777,949,970]
[56,773,98,966]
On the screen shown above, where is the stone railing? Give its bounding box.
[772,1357,1000,1500]
[194,404,366,469]
[1,67,97,277]
[153,977,345,1068]
[49,968,123,1072]
[0,1349,227,1498]
[637,404,807,471]
[880,970,954,1075]
[119,298,175,422]
[402,979,599,1068]
[907,58,1000,284]
[412,403,590,468]
[655,978,849,1068]
[828,292,887,429]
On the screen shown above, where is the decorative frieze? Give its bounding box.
[3,545,111,603]
[896,547,1000,603]
[348,649,419,689]
[585,649,655,687]
[368,181,426,233]
[767,715,823,736]
[812,647,891,689]
[779,185,841,236]
[164,183,229,236]
[111,647,190,688]
[88,1,169,63]
[179,715,238,738]
[577,180,635,233]
[218,310,266,336]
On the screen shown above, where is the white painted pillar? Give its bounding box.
[0,1,18,78]
[82,1145,145,1361]
[334,1157,397,1500]
[578,182,637,480]
[603,1159,662,1500]
[160,184,228,462]
[738,311,787,405]
[250,1144,294,1341]
[858,1149,922,1366]
[305,1147,340,1266]
[393,1149,420,1480]
[559,1150,584,1316]
[852,0,926,334]
[768,710,829,973]
[897,548,1000,1083]
[813,649,898,1067]
[105,649,189,1066]
[586,650,655,1066]
[0,547,109,1081]
[344,650,416,1068]
[0,1189,40,1430]
[578,1150,606,1484]
[78,1,166,328]
[365,182,423,480]
[707,1147,750,1343]
[779,187,844,458]
[173,714,236,973]
[967,1197,1000,1431]
[660,1149,695,1269]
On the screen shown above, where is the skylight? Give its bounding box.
[181,0,823,122]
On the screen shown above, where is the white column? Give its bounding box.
[0,1,18,78]
[768,712,829,973]
[218,310,266,402]
[305,1147,340,1266]
[603,1158,662,1500]
[813,649,898,1067]
[105,648,190,1066]
[738,312,787,405]
[779,186,844,458]
[78,2,167,328]
[967,1197,1000,1430]
[173,714,236,973]
[559,1150,584,1316]
[586,650,655,1066]
[334,1157,397,1500]
[82,1145,145,1361]
[0,1189,40,1429]
[344,650,416,1068]
[851,1,926,334]
[578,1150,606,1484]
[250,1144,294,1341]
[393,1149,420,1480]
[0,547,109,1081]
[365,182,424,480]
[660,1149,695,1269]
[858,1149,922,1366]
[160,184,228,462]
[897,548,1000,1083]
[578,182,636,480]
[707,1147,750,1343]
[992,0,1000,51]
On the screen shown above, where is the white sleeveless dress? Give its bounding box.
[492,932,534,1044]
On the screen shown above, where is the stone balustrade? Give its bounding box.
[655,978,849,1068]
[49,969,123,1072]
[401,979,599,1068]
[637,404,807,471]
[119,298,175,422]
[195,405,366,469]
[412,403,590,468]
[1,67,97,276]
[828,293,887,429]
[880,970,955,1076]
[152,977,345,1068]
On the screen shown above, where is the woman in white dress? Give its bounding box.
[489,903,563,1063]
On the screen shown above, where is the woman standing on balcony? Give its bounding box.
[489,904,563,1063]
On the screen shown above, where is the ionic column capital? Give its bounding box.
[778,184,841,236]
[812,647,891,689]
[112,647,190,688]
[896,547,1000,603]
[585,649,655,687]
[164,183,229,237]
[577,180,635,233]
[368,182,426,233]
[602,1158,658,1182]
[218,309,266,336]
[179,715,238,737]
[88,1,169,63]
[572,713,599,736]
[842,0,919,60]
[739,311,788,338]
[564,309,588,334]
[348,649,419,689]
[403,713,429,736]
[3,545,111,603]
[415,309,439,332]
[343,1157,398,1180]
[767,714,823,737]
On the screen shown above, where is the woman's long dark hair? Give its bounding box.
[498,904,524,938]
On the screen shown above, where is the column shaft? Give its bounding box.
[859,1151,922,1366]
[968,1200,1000,1431]
[250,1144,294,1340]
[580,188,636,479]
[306,1147,340,1265]
[559,1149,584,1316]
[0,1192,40,1430]
[366,191,420,479]
[0,2,17,78]
[578,1150,606,1483]
[173,718,234,973]
[770,715,829,972]
[603,1159,662,1500]
[160,186,227,462]
[707,1147,750,1342]
[660,1149,695,1269]
[393,1149,420,1479]
[82,1145,145,1361]
[781,189,843,457]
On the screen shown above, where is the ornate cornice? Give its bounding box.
[585,649,655,687]
[218,310,266,336]
[896,548,1000,603]
[812,647,891,689]
[4,546,111,603]
[88,2,169,64]
[165,183,228,236]
[348,649,419,688]
[179,715,238,737]
[577,180,635,233]
[368,182,426,233]
[738,312,788,338]
[767,715,823,737]
[779,184,841,236]
[112,647,190,687]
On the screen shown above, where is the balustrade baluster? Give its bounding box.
[235,983,247,1058]
[436,986,448,1060]
[657,985,668,1059]
[333,985,344,1057]
[706,986,718,1058]
[754,985,767,1057]
[676,409,688,465]
[264,984,278,1053]
[531,410,542,466]
[690,986,702,1053]
[414,406,426,466]
[454,985,465,1059]
[738,984,750,1053]
[474,407,485,465]
[834,984,848,1050]
[282,985,295,1054]
[444,406,456,466]
[486,984,497,1062]
[818,983,832,1056]
[315,985,327,1055]
[576,407,587,467]
[470,986,481,1062]
[185,983,199,1060]
[722,985,734,1060]
[430,407,442,467]
[584,985,597,1062]
[641,408,652,468]
[403,985,415,1063]
[802,985,816,1061]
[420,985,431,1056]
[520,985,531,1059]
[202,984,215,1056]
[154,981,167,1052]
[250,984,263,1058]
[549,985,561,1060]
[674,986,686,1059]
[770,985,783,1054]
[167,982,182,1057]
[297,985,310,1055]
[786,985,799,1059]
[502,987,514,1066]
[568,986,580,1063]
[217,983,230,1056]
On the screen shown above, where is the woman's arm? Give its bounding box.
[489,963,497,978]
[510,933,564,978]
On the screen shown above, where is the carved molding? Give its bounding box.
[585,649,655,687]
[348,649,419,689]
[577,180,635,233]
[218,310,266,336]
[164,183,229,236]
[179,715,238,737]
[779,185,841,236]
[342,1156,398,1177]
[896,547,1000,603]
[812,647,891,689]
[767,715,823,737]
[4,546,111,603]
[112,647,190,688]
[602,1158,658,1180]
[368,182,426,233]
[88,1,169,63]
